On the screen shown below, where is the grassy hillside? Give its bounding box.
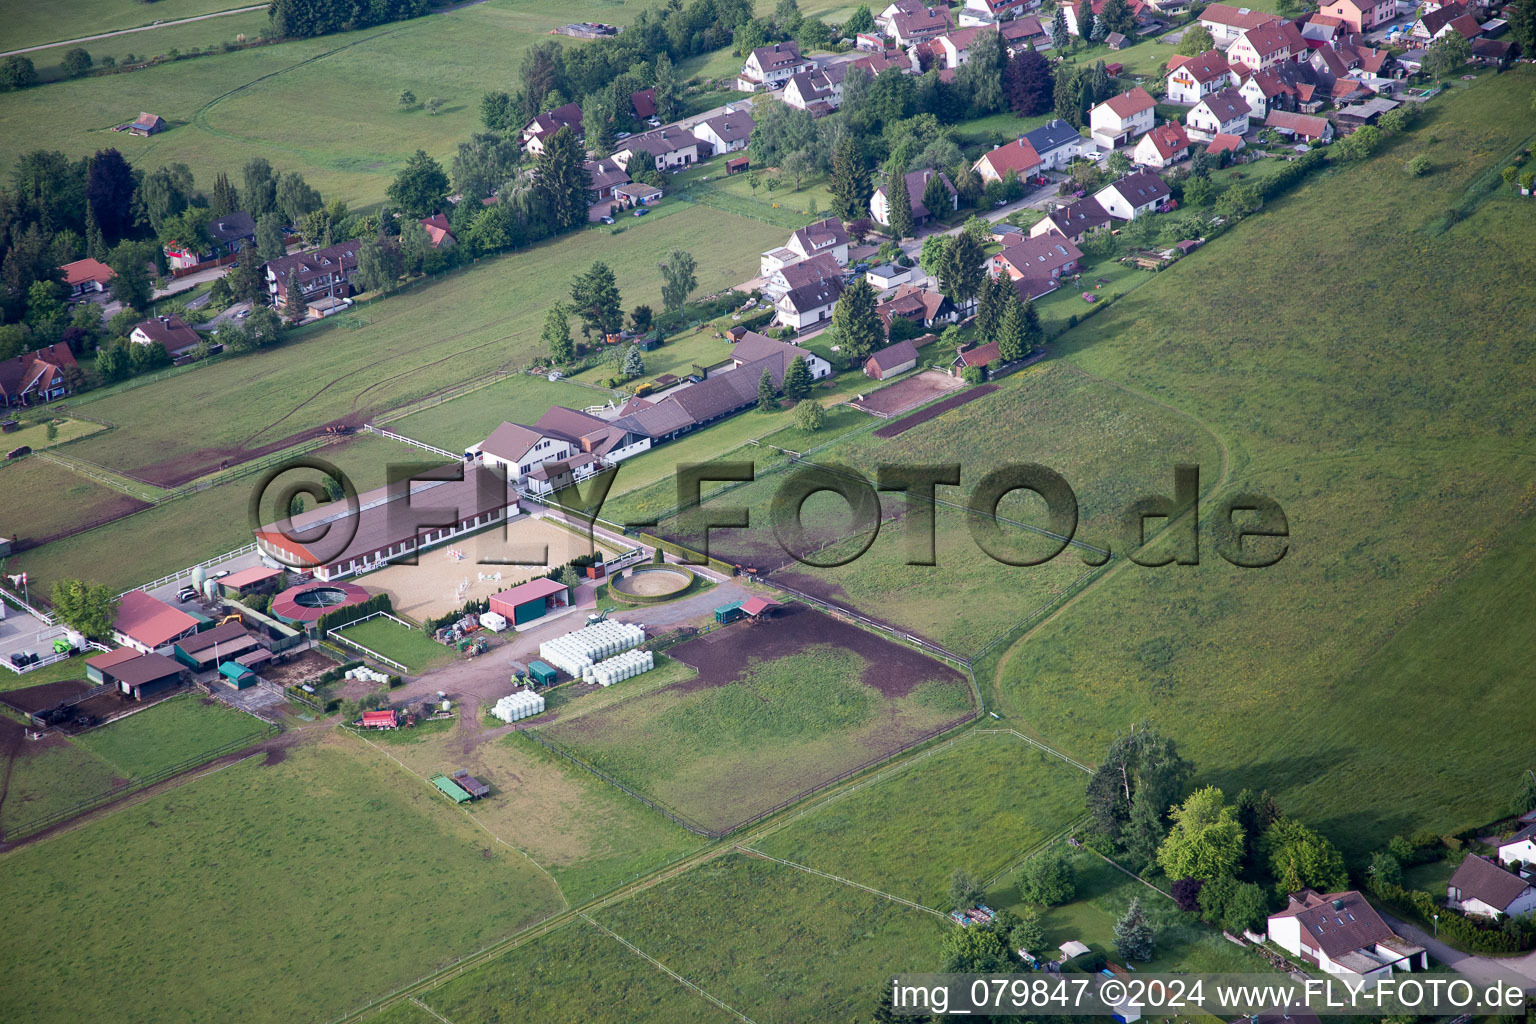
[991,69,1536,855]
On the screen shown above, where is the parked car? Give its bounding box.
[211,569,231,579]
[236,308,251,319]
[177,586,198,603]
[600,215,615,224]
[633,208,649,217]
[615,131,631,140]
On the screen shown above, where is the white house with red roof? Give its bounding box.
[1029,197,1113,243]
[1093,171,1172,220]
[1089,87,1156,148]
[1267,889,1427,984]
[521,102,582,154]
[129,315,202,358]
[420,213,456,248]
[1265,109,1333,142]
[1133,121,1191,168]
[961,0,1033,24]
[1166,50,1233,104]
[1199,2,1285,45]
[1317,0,1395,31]
[871,169,957,226]
[888,3,952,44]
[1186,88,1253,139]
[738,42,809,91]
[972,137,1043,184]
[59,257,115,297]
[1227,21,1306,71]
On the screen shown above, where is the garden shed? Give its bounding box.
[528,660,558,687]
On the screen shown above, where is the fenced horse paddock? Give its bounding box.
[528,604,976,835]
[358,516,619,623]
[846,369,963,419]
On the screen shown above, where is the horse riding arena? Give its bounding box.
[359,516,618,622]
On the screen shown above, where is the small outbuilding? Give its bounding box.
[528,660,559,687]
[218,565,284,597]
[431,774,472,803]
[104,652,187,700]
[85,647,142,685]
[740,596,781,619]
[130,112,166,136]
[489,578,571,627]
[173,620,261,672]
[715,599,746,624]
[864,339,919,380]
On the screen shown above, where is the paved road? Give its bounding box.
[0,4,268,57]
[153,263,231,301]
[1381,911,1536,992]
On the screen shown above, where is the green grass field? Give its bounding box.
[0,0,657,206]
[410,918,735,1024]
[333,615,453,671]
[988,70,1536,856]
[2,0,251,52]
[0,738,120,837]
[21,10,274,83]
[0,456,147,547]
[593,852,948,1023]
[754,732,1088,907]
[72,692,269,776]
[361,725,707,903]
[536,636,972,832]
[5,432,447,596]
[0,737,565,1024]
[384,373,606,452]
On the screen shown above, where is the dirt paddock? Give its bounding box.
[261,649,345,688]
[874,383,997,438]
[669,604,965,700]
[848,369,963,419]
[360,517,618,622]
[0,679,91,716]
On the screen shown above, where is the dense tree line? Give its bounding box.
[268,0,432,39]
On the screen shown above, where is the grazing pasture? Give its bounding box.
[358,726,706,903]
[411,918,735,1024]
[593,852,947,1024]
[332,615,453,672]
[754,732,1088,907]
[72,692,270,777]
[0,457,148,549]
[0,737,565,1024]
[534,606,974,832]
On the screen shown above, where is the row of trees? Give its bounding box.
[267,0,431,39]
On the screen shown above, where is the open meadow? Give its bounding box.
[592,852,948,1023]
[534,605,974,832]
[753,731,1088,907]
[3,0,252,52]
[0,736,566,1024]
[356,726,707,904]
[0,0,654,206]
[0,456,148,549]
[641,362,1223,654]
[410,918,737,1024]
[989,69,1536,855]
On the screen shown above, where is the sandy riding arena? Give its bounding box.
[360,516,617,622]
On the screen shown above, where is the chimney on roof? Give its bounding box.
[1331,898,1344,910]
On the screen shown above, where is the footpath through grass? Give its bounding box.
[0,736,565,1024]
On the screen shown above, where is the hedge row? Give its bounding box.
[315,593,392,634]
[1376,883,1536,955]
[606,565,699,605]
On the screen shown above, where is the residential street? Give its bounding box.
[1381,912,1536,992]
